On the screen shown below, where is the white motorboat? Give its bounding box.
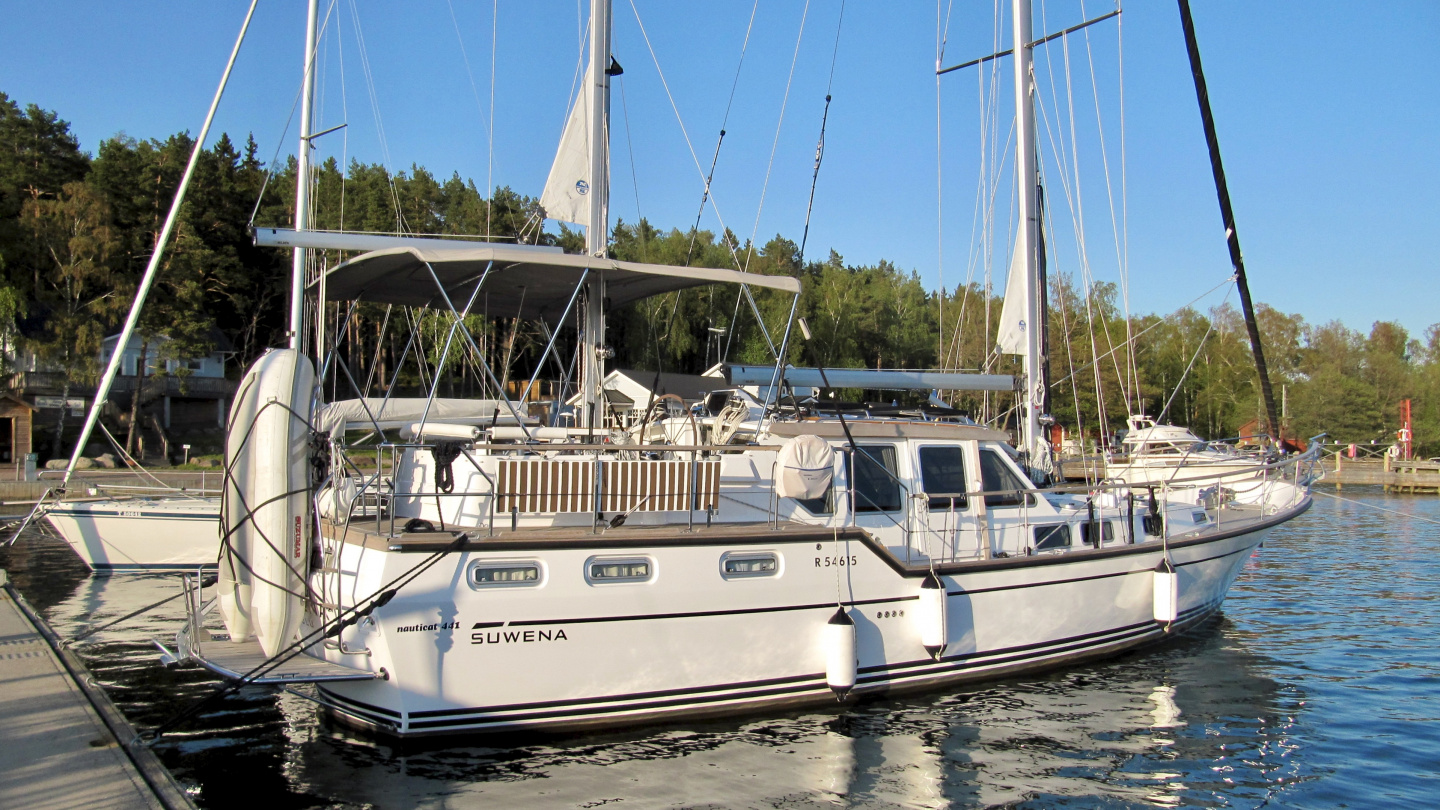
[1105,416,1270,488]
[169,0,1320,740]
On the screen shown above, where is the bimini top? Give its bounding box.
[313,244,801,321]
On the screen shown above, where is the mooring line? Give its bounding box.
[1312,489,1440,527]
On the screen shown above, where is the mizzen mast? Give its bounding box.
[290,0,320,350]
[1012,0,1049,468]
[579,0,614,429]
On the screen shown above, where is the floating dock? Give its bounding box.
[0,572,194,810]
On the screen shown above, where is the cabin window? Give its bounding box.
[1079,520,1116,547]
[721,552,780,578]
[469,561,542,588]
[980,450,1035,507]
[586,556,654,584]
[919,445,968,510]
[1034,524,1071,551]
[851,444,903,513]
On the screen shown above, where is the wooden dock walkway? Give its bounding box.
[0,572,193,810]
[1322,456,1440,493]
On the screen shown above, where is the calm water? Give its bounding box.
[4,487,1437,808]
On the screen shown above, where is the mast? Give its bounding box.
[579,0,613,428]
[1012,0,1047,465]
[1176,0,1280,444]
[290,0,320,351]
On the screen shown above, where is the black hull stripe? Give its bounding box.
[318,686,403,719]
[352,605,1221,732]
[859,619,1155,676]
[507,594,920,628]
[949,566,1138,597]
[374,603,1220,728]
[408,669,820,718]
[1175,543,1254,568]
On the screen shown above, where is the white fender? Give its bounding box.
[916,573,947,659]
[219,348,315,657]
[1153,558,1179,625]
[824,607,857,698]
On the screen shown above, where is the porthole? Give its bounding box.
[720,551,781,579]
[468,560,543,589]
[586,556,655,585]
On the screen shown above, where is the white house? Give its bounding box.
[98,333,230,379]
[565,368,717,428]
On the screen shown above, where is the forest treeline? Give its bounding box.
[3,91,1438,455]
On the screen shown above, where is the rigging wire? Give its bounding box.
[626,0,746,272]
[246,0,341,229]
[935,0,957,370]
[743,0,812,273]
[686,0,758,267]
[487,0,498,238]
[345,0,406,232]
[444,0,493,186]
[1312,490,1440,528]
[1078,1,1135,413]
[1049,272,1235,390]
[797,0,846,266]
[1156,283,1236,425]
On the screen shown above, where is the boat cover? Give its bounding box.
[316,397,527,433]
[314,245,801,321]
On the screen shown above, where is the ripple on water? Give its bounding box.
[3,487,1439,808]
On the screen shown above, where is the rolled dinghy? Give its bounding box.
[219,348,315,657]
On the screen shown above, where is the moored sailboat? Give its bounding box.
[171,0,1320,739]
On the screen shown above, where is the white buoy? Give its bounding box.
[824,607,857,699]
[1153,558,1179,627]
[916,573,947,660]
[220,348,315,657]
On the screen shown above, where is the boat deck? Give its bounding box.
[0,574,193,810]
[322,515,865,553]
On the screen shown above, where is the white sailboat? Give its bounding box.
[170,0,1320,739]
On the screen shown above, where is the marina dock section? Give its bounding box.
[0,572,194,810]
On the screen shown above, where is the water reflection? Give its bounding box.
[13,491,1439,808]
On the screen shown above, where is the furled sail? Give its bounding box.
[540,65,592,226]
[995,231,1029,355]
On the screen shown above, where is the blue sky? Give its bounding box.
[3,1,1437,341]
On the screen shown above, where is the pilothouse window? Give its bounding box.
[980,450,1035,507]
[852,445,902,513]
[919,446,968,510]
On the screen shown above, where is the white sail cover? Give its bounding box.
[776,434,836,500]
[995,231,1029,355]
[316,398,526,434]
[540,65,593,226]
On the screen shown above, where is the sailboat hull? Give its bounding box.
[311,504,1299,737]
[44,498,219,571]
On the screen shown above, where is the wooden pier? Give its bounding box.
[0,572,193,810]
[1321,453,1440,494]
[1383,459,1440,494]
